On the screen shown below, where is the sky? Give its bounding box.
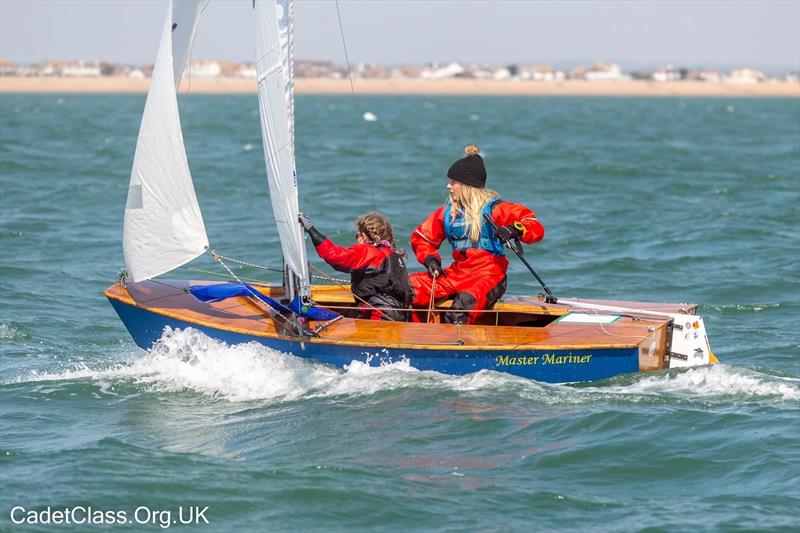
[1,0,799,72]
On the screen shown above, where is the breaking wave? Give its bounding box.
[0,323,27,341]
[583,364,800,402]
[12,328,799,404]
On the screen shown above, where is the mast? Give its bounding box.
[254,0,310,302]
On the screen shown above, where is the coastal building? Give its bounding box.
[185,60,222,78]
[1,57,792,87]
[652,65,682,82]
[236,63,257,78]
[687,69,721,83]
[583,62,629,81]
[355,63,391,79]
[492,67,513,80]
[294,60,339,78]
[421,62,465,79]
[1,62,39,76]
[570,66,587,80]
[37,60,61,76]
[217,60,240,77]
[62,60,102,77]
[389,65,426,79]
[465,66,494,79]
[726,68,765,83]
[518,65,565,82]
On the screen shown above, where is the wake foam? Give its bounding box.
[593,364,800,402]
[24,328,340,402]
[0,323,27,341]
[13,328,799,404]
[16,328,430,403]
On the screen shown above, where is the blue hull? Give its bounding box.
[108,297,641,383]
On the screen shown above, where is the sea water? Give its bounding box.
[1,94,798,531]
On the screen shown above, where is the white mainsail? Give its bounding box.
[171,0,207,86]
[254,0,310,299]
[122,0,208,282]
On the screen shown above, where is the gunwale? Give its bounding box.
[104,280,677,352]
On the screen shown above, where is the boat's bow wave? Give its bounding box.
[10,329,798,403]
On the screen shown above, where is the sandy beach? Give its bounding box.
[1,76,798,97]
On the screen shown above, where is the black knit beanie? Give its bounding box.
[447,144,486,188]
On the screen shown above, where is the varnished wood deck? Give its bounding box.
[105,280,677,354]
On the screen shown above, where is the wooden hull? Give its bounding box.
[104,280,693,383]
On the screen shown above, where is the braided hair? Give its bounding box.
[357,212,397,250]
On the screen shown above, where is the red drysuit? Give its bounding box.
[409,200,544,324]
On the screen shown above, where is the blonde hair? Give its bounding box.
[357,212,397,249]
[450,184,500,243]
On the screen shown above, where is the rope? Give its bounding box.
[185,267,270,284]
[334,0,376,211]
[572,306,653,339]
[306,261,397,322]
[209,252,284,273]
[315,302,571,316]
[204,252,349,284]
[426,273,438,324]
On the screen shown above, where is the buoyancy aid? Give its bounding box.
[350,245,414,307]
[443,198,505,256]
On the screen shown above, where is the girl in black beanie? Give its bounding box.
[408,145,544,325]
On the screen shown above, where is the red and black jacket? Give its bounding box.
[315,239,413,309]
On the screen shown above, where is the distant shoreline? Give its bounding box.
[1,76,798,97]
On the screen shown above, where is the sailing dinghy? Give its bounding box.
[105,0,717,384]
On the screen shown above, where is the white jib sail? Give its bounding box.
[254,0,310,298]
[123,0,208,282]
[171,0,207,86]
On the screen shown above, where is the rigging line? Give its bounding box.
[334,0,376,211]
[185,51,192,95]
[179,0,208,95]
[209,252,349,284]
[307,261,397,322]
[208,249,305,336]
[317,303,557,315]
[148,279,187,291]
[427,273,438,323]
[210,252,283,273]
[581,307,656,339]
[185,267,270,285]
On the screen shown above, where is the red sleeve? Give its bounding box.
[410,206,447,265]
[315,240,382,273]
[491,201,544,244]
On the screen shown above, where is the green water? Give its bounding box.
[1,94,799,531]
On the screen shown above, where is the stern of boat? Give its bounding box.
[665,314,718,369]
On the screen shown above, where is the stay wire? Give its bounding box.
[206,248,305,336]
[334,0,376,211]
[204,249,395,321]
[204,251,348,284]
